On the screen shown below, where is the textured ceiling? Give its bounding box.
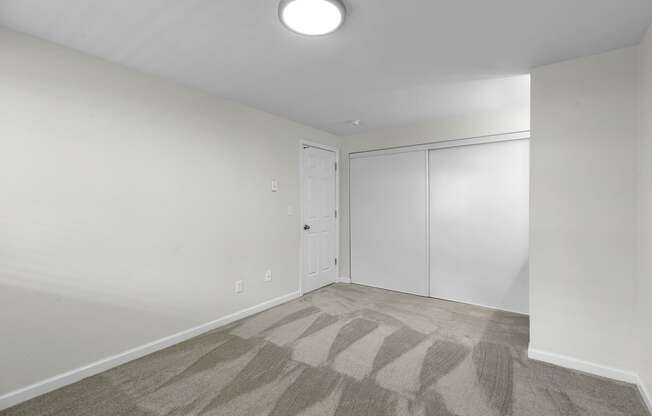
[1,0,651,134]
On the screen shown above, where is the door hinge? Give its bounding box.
[334,209,338,218]
[334,162,337,171]
[335,258,338,265]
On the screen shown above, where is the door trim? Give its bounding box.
[299,140,340,296]
[349,130,530,159]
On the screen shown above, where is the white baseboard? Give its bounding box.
[431,294,528,316]
[527,347,638,384]
[336,276,351,283]
[639,376,652,414]
[0,291,301,411]
[528,346,652,413]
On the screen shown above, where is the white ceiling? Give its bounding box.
[1,1,651,135]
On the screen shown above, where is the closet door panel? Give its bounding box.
[350,151,428,296]
[429,140,530,313]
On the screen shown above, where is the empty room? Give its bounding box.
[1,1,652,415]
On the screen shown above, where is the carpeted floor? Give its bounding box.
[2,283,649,416]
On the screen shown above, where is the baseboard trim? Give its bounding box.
[527,347,638,384]
[638,377,652,414]
[0,291,301,411]
[431,294,529,316]
[336,276,351,283]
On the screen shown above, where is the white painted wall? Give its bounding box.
[530,47,639,375]
[0,28,339,395]
[637,24,652,407]
[339,108,531,279]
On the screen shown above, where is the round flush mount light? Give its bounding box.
[279,0,346,36]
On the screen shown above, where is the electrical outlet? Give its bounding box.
[265,269,272,282]
[235,280,244,294]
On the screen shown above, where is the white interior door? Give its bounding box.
[302,146,337,294]
[428,140,530,313]
[350,151,429,296]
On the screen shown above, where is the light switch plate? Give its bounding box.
[235,280,244,294]
[265,270,272,282]
[271,179,279,192]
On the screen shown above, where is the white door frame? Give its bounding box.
[299,140,340,296]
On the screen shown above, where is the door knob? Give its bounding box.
[304,224,311,230]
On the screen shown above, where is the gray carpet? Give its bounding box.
[2,283,649,416]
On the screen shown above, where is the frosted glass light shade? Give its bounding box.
[279,0,346,36]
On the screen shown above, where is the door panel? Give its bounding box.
[302,146,336,293]
[428,140,529,313]
[350,151,428,296]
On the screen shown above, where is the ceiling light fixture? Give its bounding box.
[279,0,346,36]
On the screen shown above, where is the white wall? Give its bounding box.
[339,108,531,278]
[530,47,639,375]
[0,28,339,395]
[637,24,652,406]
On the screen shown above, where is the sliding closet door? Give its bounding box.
[350,151,428,296]
[429,140,529,313]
